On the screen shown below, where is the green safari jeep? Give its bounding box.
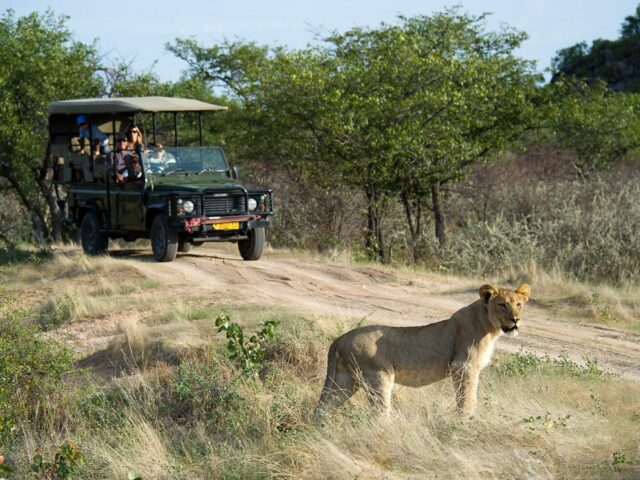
[49,96,274,262]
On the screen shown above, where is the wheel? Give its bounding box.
[238,227,265,261]
[150,213,178,262]
[80,212,109,255]
[178,240,192,253]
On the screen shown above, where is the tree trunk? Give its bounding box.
[37,146,64,243]
[401,193,422,263]
[5,174,50,244]
[366,190,386,262]
[36,176,63,243]
[431,181,446,248]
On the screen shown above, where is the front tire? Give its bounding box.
[80,212,108,256]
[178,240,192,253]
[238,227,265,261]
[151,213,178,262]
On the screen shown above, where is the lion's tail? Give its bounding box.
[321,340,339,393]
[314,340,340,420]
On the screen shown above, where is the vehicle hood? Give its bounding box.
[147,174,244,193]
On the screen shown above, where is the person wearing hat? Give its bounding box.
[76,114,110,155]
[108,133,141,183]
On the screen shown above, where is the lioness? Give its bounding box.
[315,284,531,417]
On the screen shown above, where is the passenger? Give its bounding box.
[108,134,141,183]
[77,114,110,155]
[146,143,166,173]
[126,125,145,156]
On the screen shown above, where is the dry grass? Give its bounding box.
[281,359,640,479]
[2,248,640,478]
[90,411,175,479]
[17,341,638,479]
[498,261,640,333]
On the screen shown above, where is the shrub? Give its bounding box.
[30,442,83,480]
[214,313,277,374]
[0,307,75,443]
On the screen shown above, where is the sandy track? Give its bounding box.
[115,244,640,381]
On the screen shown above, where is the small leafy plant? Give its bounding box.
[523,412,571,432]
[30,442,83,479]
[214,313,277,373]
[611,451,626,466]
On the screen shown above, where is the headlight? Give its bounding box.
[177,199,195,215]
[248,198,258,211]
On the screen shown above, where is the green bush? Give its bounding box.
[214,313,277,374]
[30,442,84,479]
[0,309,75,443]
[167,351,246,430]
[496,350,609,379]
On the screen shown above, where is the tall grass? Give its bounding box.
[249,156,640,287]
[444,175,640,285]
[3,311,639,479]
[2,230,639,478]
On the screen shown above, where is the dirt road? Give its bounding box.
[120,244,640,381]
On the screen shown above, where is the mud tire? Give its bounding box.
[151,213,178,262]
[238,227,265,261]
[80,212,109,256]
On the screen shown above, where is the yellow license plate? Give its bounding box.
[212,222,240,231]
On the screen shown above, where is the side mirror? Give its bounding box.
[230,166,239,180]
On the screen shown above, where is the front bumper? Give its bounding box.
[180,214,271,238]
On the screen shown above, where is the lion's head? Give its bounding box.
[479,283,531,337]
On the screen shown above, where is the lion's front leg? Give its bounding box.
[451,366,480,413]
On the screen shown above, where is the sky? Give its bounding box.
[3,1,639,82]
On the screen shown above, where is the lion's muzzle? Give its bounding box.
[501,318,520,336]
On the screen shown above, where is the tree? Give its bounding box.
[323,13,541,251]
[549,79,640,173]
[551,5,640,92]
[621,5,640,38]
[0,10,195,246]
[169,9,541,260]
[0,9,102,244]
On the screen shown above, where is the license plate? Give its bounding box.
[212,222,240,231]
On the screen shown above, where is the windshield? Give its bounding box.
[142,146,229,175]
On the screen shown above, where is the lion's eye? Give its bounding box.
[517,303,522,308]
[499,303,507,308]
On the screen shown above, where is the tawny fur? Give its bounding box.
[315,284,531,417]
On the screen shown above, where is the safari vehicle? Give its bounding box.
[49,96,274,262]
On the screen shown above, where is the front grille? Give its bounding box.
[203,194,246,216]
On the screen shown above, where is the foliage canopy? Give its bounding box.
[551,5,640,92]
[170,9,543,257]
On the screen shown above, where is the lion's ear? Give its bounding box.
[479,284,498,304]
[515,284,531,302]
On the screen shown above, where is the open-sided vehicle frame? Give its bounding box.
[49,96,274,262]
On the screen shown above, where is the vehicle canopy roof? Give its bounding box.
[48,96,228,116]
